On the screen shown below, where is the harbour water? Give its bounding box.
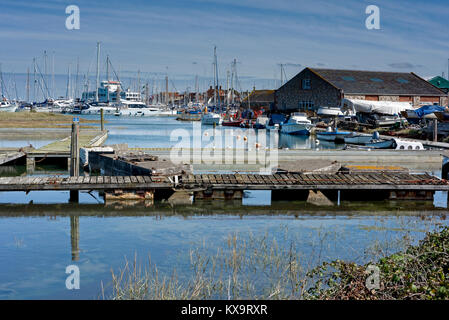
[0,115,447,299]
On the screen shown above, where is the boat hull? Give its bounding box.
[364,139,395,149]
[317,131,350,142]
[343,134,373,145]
[0,105,18,112]
[201,114,222,125]
[222,120,243,127]
[280,124,311,135]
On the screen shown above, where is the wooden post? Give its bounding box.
[69,119,79,202]
[434,119,438,142]
[100,108,104,131]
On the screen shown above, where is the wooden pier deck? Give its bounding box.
[0,151,25,165]
[0,172,447,192]
[27,130,108,158]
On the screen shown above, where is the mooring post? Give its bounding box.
[69,118,80,202]
[100,108,104,131]
[434,119,438,142]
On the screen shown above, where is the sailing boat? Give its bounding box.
[0,64,18,112]
[201,46,222,126]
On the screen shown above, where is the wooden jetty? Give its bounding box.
[0,172,446,202]
[0,151,25,165]
[25,130,108,171]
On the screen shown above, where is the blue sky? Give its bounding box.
[0,0,448,98]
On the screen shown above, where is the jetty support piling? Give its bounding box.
[26,156,35,174]
[100,108,104,131]
[194,189,243,200]
[69,121,80,203]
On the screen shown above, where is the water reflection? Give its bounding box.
[70,216,80,261]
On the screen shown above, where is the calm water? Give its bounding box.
[83,114,342,150]
[0,115,447,299]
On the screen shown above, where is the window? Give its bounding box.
[341,76,355,81]
[299,101,314,111]
[396,78,409,84]
[302,79,311,90]
[370,78,383,82]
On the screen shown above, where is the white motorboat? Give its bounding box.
[317,106,344,117]
[117,101,176,116]
[201,112,222,125]
[0,99,18,112]
[81,102,117,115]
[280,112,314,135]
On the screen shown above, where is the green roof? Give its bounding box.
[429,76,449,90]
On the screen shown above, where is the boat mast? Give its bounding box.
[66,64,71,99]
[52,51,55,99]
[26,67,30,102]
[0,63,3,99]
[214,46,220,110]
[106,55,109,102]
[213,48,217,107]
[165,74,168,106]
[44,50,47,100]
[33,58,36,102]
[95,42,100,102]
[75,57,79,100]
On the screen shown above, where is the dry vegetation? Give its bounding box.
[103,225,449,300]
[0,112,99,128]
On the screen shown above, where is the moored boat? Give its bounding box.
[280,112,314,135]
[344,132,379,145]
[0,99,18,112]
[316,127,350,142]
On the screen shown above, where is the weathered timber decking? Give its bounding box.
[27,130,108,158]
[0,151,25,165]
[0,172,447,192]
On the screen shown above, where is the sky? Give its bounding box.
[0,0,448,99]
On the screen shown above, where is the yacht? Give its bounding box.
[117,101,177,117]
[280,112,314,135]
[81,102,117,115]
[0,99,18,112]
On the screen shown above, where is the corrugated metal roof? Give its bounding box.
[309,68,445,96]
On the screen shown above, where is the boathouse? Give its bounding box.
[275,68,448,113]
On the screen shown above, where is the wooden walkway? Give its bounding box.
[27,130,108,158]
[0,151,25,165]
[0,172,447,192]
